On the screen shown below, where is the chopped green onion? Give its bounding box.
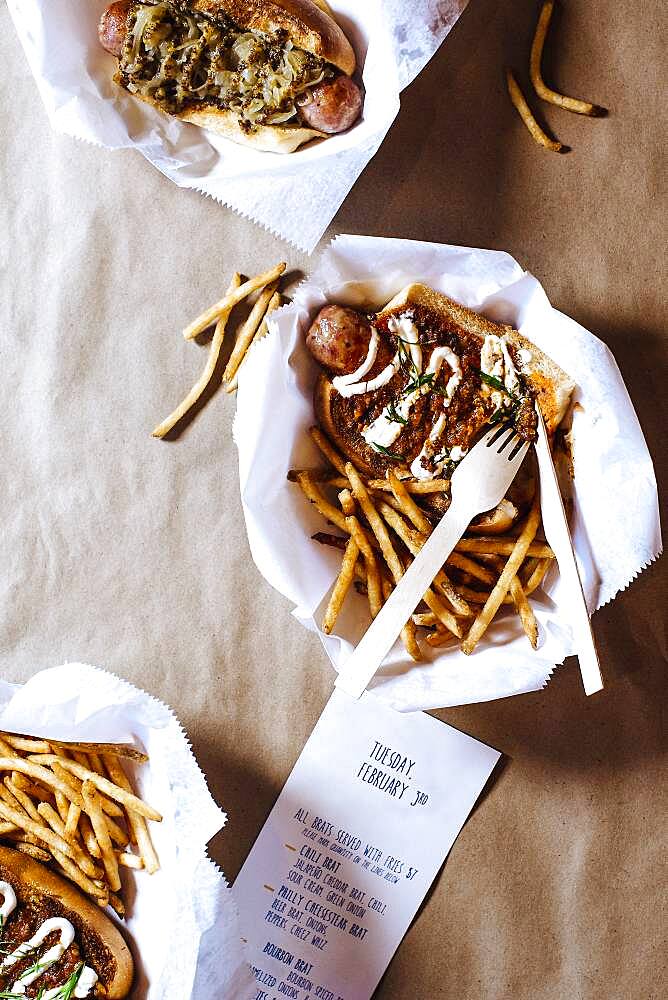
[370,442,405,460]
[476,368,518,401]
[385,401,407,425]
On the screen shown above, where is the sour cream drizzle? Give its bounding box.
[480,334,521,403]
[363,332,463,466]
[331,328,380,395]
[0,881,98,998]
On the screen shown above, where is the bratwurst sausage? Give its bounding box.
[306,305,373,375]
[98,1,131,58]
[298,75,362,134]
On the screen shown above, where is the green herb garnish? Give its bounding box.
[384,401,407,425]
[402,372,434,396]
[476,369,519,401]
[370,443,405,460]
[0,962,85,1000]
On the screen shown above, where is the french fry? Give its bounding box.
[82,781,121,893]
[387,470,432,534]
[455,538,553,558]
[79,813,102,860]
[509,577,539,649]
[289,470,450,494]
[46,740,148,764]
[386,472,471,616]
[109,893,125,919]
[447,552,496,585]
[426,630,459,649]
[402,618,421,660]
[506,68,565,152]
[52,847,108,904]
[0,758,82,809]
[375,578,421,662]
[0,738,18,758]
[152,273,242,438]
[296,473,348,533]
[338,489,355,517]
[118,851,144,870]
[530,1,604,116]
[49,761,124,820]
[254,289,281,341]
[183,263,286,341]
[5,779,41,824]
[0,822,17,835]
[36,756,162,822]
[15,842,51,863]
[11,775,54,803]
[412,612,438,628]
[462,494,542,654]
[223,280,278,389]
[346,464,404,583]
[346,515,382,619]
[1,734,51,753]
[525,557,552,594]
[0,798,97,876]
[309,427,348,477]
[375,501,463,638]
[55,790,70,824]
[65,802,82,839]
[322,537,359,634]
[103,755,160,875]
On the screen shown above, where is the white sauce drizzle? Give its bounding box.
[331,328,379,395]
[0,882,16,923]
[388,315,422,373]
[363,339,463,473]
[330,312,467,479]
[480,334,521,404]
[0,882,97,997]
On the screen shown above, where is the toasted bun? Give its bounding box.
[115,0,354,152]
[378,284,575,434]
[192,0,356,75]
[0,847,133,999]
[315,284,575,480]
[123,86,325,152]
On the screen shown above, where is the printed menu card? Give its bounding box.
[234,690,500,1000]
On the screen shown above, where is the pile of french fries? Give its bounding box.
[291,427,556,659]
[152,262,286,438]
[0,734,161,917]
[507,1,605,153]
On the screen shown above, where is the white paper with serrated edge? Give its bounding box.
[0,662,253,1000]
[6,1,468,253]
[233,236,662,712]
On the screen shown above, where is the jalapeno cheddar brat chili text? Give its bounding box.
[98,0,362,152]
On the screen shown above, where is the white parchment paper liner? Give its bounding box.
[7,1,467,253]
[0,662,252,1000]
[233,236,662,711]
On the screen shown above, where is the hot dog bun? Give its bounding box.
[0,846,133,999]
[313,284,575,479]
[379,284,574,434]
[107,0,357,152]
[196,1,355,76]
